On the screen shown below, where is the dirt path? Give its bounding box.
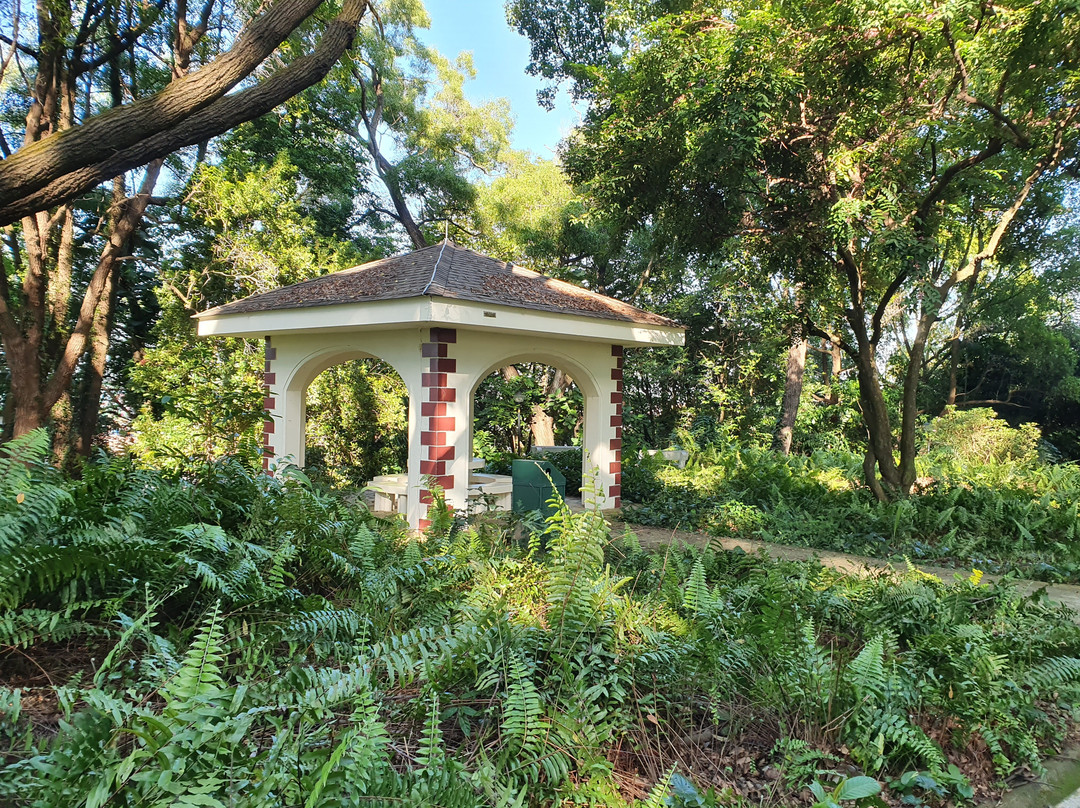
[609,518,1080,617]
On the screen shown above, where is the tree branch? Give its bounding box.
[806,321,856,359]
[908,139,1003,233]
[43,161,163,408]
[0,0,370,225]
[73,0,170,76]
[0,34,38,59]
[942,111,1076,298]
[0,0,337,214]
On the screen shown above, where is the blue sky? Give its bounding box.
[418,0,580,158]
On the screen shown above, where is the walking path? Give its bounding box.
[610,518,1080,617]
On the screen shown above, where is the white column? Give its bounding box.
[581,344,622,509]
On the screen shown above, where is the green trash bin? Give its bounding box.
[511,459,566,518]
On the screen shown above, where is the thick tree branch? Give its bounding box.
[0,0,369,226]
[0,34,38,60]
[0,0,337,214]
[870,268,909,345]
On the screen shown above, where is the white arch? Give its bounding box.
[270,338,420,472]
[285,345,417,401]
[469,350,600,401]
[467,350,607,498]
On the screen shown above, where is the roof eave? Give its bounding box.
[196,295,685,346]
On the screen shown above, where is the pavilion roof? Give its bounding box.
[196,241,681,329]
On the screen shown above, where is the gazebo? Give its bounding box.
[195,241,684,530]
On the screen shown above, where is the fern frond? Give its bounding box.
[164,602,226,711]
[1024,656,1080,694]
[640,768,675,808]
[501,652,546,756]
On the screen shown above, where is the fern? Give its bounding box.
[846,634,889,702]
[303,689,389,807]
[640,768,676,808]
[163,602,226,711]
[842,634,946,772]
[500,652,546,757]
[545,500,607,652]
[1023,656,1080,694]
[350,523,378,573]
[683,556,712,615]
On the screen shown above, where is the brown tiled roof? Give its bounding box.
[196,242,682,329]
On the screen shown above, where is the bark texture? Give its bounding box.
[0,0,369,223]
[772,336,807,455]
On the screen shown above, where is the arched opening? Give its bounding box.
[471,361,587,500]
[303,358,409,490]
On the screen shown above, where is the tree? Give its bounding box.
[335,0,512,248]
[916,238,1080,453]
[0,0,370,444]
[539,0,1079,497]
[130,150,365,467]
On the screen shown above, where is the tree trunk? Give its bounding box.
[848,314,903,500]
[945,331,960,409]
[828,338,841,405]
[7,338,47,438]
[897,310,937,492]
[499,364,570,450]
[76,258,118,457]
[944,276,976,412]
[51,391,75,468]
[355,64,428,249]
[530,405,556,447]
[772,336,807,455]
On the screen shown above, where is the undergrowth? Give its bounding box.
[622,439,1080,583]
[2,430,1080,806]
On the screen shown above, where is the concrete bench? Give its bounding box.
[370,471,513,515]
[467,473,513,512]
[370,474,408,513]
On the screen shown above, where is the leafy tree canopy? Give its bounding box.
[521,0,1080,495]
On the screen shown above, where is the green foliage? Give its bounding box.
[925,408,1041,468]
[808,776,883,808]
[532,446,584,494]
[305,359,408,488]
[536,0,1080,494]
[5,441,1080,805]
[623,437,1080,583]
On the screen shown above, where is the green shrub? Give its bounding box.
[621,437,1080,583]
[925,407,1041,468]
[532,446,584,493]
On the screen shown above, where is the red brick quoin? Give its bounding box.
[609,345,624,507]
[262,337,277,472]
[418,328,458,529]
